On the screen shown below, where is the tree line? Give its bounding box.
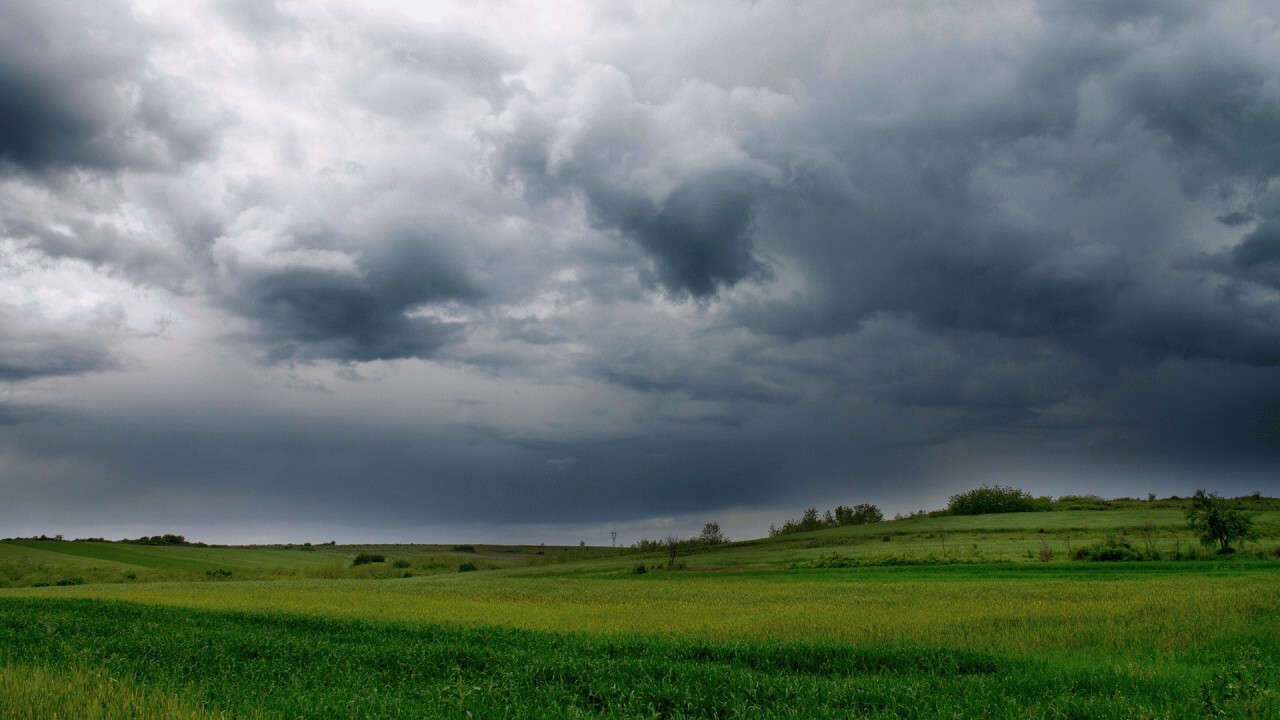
[768,503,883,537]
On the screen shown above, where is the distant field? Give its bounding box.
[0,539,578,587]
[1,502,1277,717]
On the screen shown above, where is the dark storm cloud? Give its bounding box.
[5,0,1280,543]
[0,0,210,174]
[0,404,791,529]
[217,225,481,363]
[1233,221,1280,274]
[706,1,1280,373]
[492,74,779,297]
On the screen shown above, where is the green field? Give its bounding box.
[1,500,1278,717]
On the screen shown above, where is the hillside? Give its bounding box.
[2,494,1277,588]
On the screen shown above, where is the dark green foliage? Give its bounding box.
[205,569,233,579]
[947,485,1050,515]
[631,563,647,575]
[452,545,477,553]
[1,598,1265,719]
[351,553,385,566]
[1073,537,1144,562]
[698,522,727,545]
[120,534,204,547]
[1052,495,1112,511]
[1186,489,1258,554]
[391,559,411,569]
[769,503,883,536]
[53,577,83,586]
[836,503,884,525]
[457,563,477,573]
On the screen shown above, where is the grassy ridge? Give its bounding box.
[3,504,1276,587]
[0,597,1272,719]
[3,539,344,570]
[0,540,573,587]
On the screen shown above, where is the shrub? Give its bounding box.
[947,485,1049,515]
[391,559,411,569]
[55,578,83,586]
[631,563,647,575]
[352,552,385,566]
[1038,547,1054,562]
[1073,537,1142,562]
[205,569,233,578]
[458,563,478,573]
[769,502,883,536]
[452,545,477,553]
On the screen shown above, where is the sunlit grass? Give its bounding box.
[10,563,1278,662]
[0,664,235,720]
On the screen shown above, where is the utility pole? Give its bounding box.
[611,531,617,547]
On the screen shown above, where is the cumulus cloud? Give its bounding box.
[0,0,211,174]
[491,69,788,296]
[2,0,1279,542]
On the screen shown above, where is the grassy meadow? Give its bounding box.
[1,497,1277,717]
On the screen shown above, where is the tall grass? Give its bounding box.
[1,598,1272,719]
[0,664,233,719]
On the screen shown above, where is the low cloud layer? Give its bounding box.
[1,0,1277,543]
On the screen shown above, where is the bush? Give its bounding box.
[205,569,233,578]
[54,577,83,586]
[1073,537,1143,562]
[391,559,411,569]
[452,545,477,553]
[1038,547,1054,562]
[352,552,385,566]
[458,563,478,573]
[631,563,647,575]
[947,485,1049,515]
[769,502,883,536]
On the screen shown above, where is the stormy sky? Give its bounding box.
[2,0,1278,544]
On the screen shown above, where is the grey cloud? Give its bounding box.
[1217,211,1255,227]
[368,28,518,112]
[0,0,211,174]
[589,169,773,298]
[1232,220,1280,273]
[0,404,792,528]
[219,227,481,363]
[0,211,189,289]
[492,74,781,297]
[216,0,298,39]
[0,308,116,381]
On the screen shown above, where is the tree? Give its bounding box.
[799,507,822,531]
[1185,489,1257,554]
[664,535,682,568]
[698,522,727,545]
[850,503,883,525]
